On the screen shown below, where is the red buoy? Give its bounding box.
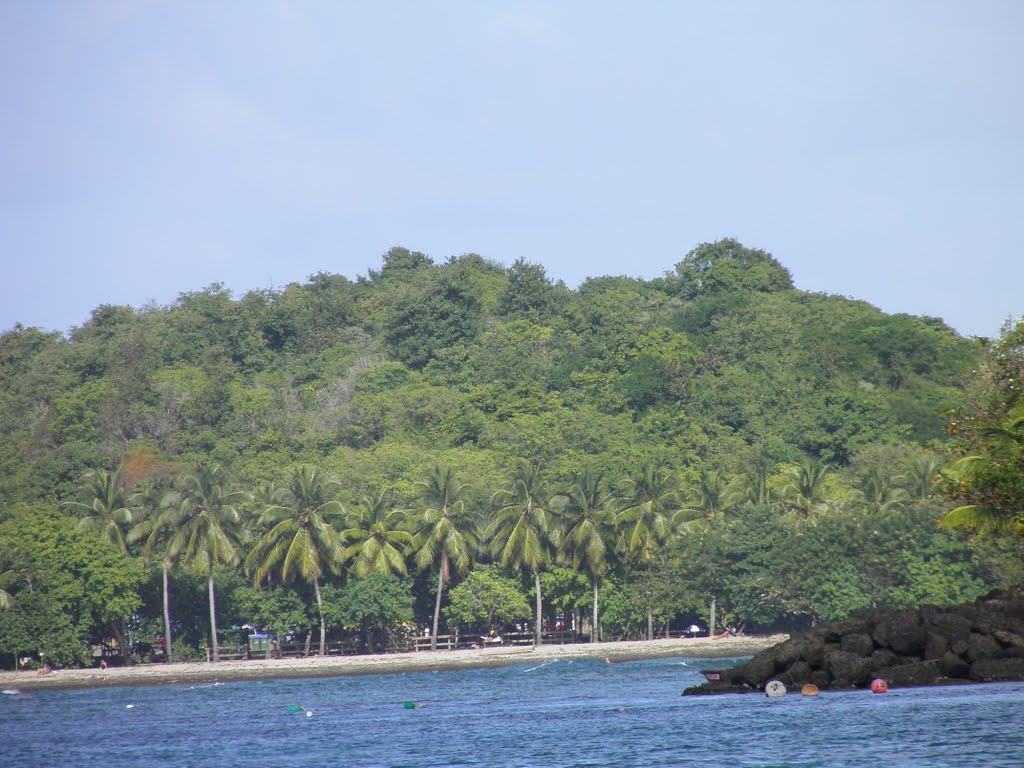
[870,678,888,694]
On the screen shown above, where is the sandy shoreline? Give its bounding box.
[0,635,785,693]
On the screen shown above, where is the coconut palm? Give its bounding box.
[724,466,774,510]
[341,491,412,578]
[618,463,678,555]
[408,464,479,651]
[781,457,832,515]
[163,463,248,662]
[65,468,135,554]
[904,455,943,501]
[618,463,681,640]
[558,466,616,643]
[488,460,560,646]
[127,477,177,662]
[675,469,735,529]
[855,467,909,515]
[245,466,345,657]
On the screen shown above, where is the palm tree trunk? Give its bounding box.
[314,577,326,657]
[647,612,654,641]
[162,562,173,663]
[591,576,599,643]
[431,567,445,651]
[208,568,219,662]
[533,570,542,647]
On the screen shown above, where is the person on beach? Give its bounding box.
[38,663,51,676]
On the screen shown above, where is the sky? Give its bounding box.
[1,1,1022,340]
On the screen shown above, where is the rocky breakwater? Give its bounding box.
[683,594,1024,695]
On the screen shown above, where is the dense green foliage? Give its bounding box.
[0,240,1017,667]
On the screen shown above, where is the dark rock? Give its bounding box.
[868,648,901,672]
[924,631,949,659]
[970,657,1024,682]
[799,637,827,668]
[776,660,813,688]
[682,596,1024,696]
[993,629,1024,648]
[732,654,778,687]
[820,617,870,642]
[890,625,927,656]
[971,601,1024,638]
[826,651,873,687]
[964,632,1002,662]
[939,652,971,679]
[810,669,831,689]
[873,611,926,656]
[841,632,874,658]
[925,612,971,641]
[874,660,941,688]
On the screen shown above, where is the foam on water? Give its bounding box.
[2,657,1022,767]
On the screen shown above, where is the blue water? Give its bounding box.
[3,657,1023,767]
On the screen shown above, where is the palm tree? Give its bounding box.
[677,469,734,526]
[724,466,774,510]
[341,491,412,578]
[781,457,832,515]
[855,467,909,515]
[408,464,479,651]
[905,455,943,501]
[163,463,248,662]
[488,460,559,647]
[65,468,135,554]
[558,467,616,643]
[245,466,345,657]
[127,477,177,662]
[618,463,680,640]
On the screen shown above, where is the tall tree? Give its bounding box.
[487,460,559,647]
[618,463,679,640]
[164,463,247,662]
[341,492,412,578]
[65,468,134,554]
[245,466,344,656]
[408,464,478,651]
[558,467,616,643]
[127,477,177,662]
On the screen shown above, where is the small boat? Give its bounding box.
[700,670,725,684]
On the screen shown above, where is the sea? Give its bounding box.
[3,656,1022,767]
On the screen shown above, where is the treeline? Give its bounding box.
[0,239,1019,668]
[0,448,1003,668]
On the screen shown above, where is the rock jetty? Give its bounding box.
[683,594,1024,695]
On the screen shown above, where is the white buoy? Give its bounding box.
[306,711,313,717]
[765,680,787,698]
[126,704,135,709]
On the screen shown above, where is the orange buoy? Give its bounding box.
[801,683,820,697]
[870,678,888,694]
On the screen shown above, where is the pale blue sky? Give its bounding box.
[1,1,1021,339]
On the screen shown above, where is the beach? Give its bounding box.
[0,634,785,692]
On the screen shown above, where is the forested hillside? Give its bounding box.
[1,239,1019,668]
